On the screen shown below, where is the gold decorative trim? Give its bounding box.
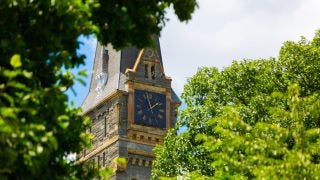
[127,139,158,147]
[82,90,127,115]
[127,148,155,158]
[131,82,167,93]
[124,48,171,80]
[125,49,145,74]
[128,124,167,135]
[119,136,162,147]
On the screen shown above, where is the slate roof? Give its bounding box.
[171,89,181,104]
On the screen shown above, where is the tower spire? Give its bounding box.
[79,36,180,179]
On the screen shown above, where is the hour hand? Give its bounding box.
[148,102,162,111]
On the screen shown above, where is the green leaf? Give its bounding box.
[3,69,20,78]
[115,157,127,165]
[2,93,14,106]
[78,69,87,77]
[57,115,70,129]
[22,70,33,78]
[76,77,86,86]
[0,118,13,133]
[7,81,27,90]
[0,107,16,119]
[28,150,36,157]
[10,54,22,68]
[36,145,44,154]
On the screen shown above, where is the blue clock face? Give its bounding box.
[134,89,166,128]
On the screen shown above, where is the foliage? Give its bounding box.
[152,31,320,179]
[0,0,197,179]
[93,0,198,48]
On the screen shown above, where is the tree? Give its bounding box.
[152,31,320,179]
[0,0,197,179]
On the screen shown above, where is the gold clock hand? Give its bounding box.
[146,92,153,114]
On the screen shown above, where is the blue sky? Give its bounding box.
[68,0,320,107]
[67,36,96,107]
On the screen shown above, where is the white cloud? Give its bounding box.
[160,0,320,96]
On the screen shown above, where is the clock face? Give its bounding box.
[134,89,166,128]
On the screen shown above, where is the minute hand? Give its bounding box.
[148,102,162,111]
[146,93,153,113]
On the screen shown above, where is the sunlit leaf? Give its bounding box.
[10,54,22,68]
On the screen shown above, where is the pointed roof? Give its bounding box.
[81,36,179,113]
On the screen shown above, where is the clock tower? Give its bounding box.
[77,37,180,179]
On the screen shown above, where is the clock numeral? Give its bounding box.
[159,109,165,113]
[137,104,141,108]
[142,115,147,121]
[148,117,152,124]
[138,110,143,115]
[157,114,163,120]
